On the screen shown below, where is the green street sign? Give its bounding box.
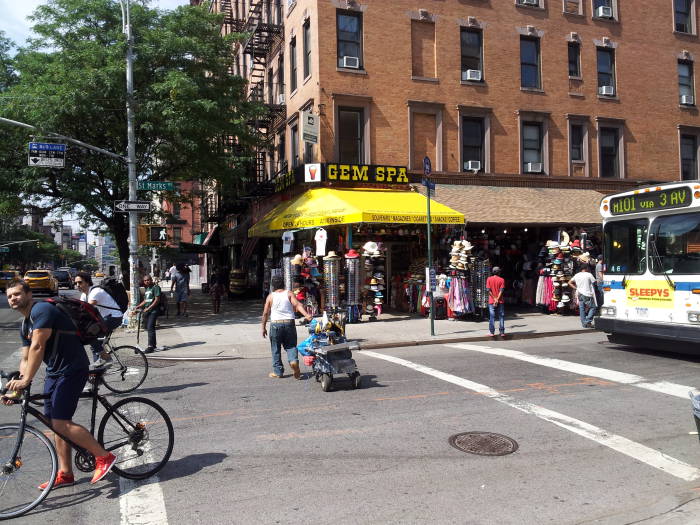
[137,181,175,191]
[0,247,10,253]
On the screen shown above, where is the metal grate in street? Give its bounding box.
[448,431,519,456]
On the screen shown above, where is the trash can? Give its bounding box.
[689,391,700,441]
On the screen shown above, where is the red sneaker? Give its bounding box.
[91,453,117,484]
[38,471,75,490]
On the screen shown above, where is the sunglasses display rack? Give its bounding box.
[470,257,490,311]
[323,257,341,309]
[345,257,361,306]
[282,256,295,291]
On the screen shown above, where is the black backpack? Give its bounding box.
[94,277,129,313]
[43,297,109,344]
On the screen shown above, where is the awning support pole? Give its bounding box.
[346,225,352,250]
[427,183,435,337]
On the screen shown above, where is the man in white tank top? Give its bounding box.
[262,276,313,378]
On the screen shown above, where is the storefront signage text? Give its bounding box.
[326,164,409,184]
[626,280,674,308]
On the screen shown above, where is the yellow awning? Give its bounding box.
[249,188,465,237]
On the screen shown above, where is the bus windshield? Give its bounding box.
[649,212,700,274]
[604,219,648,274]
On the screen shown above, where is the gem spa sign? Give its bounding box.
[324,164,409,184]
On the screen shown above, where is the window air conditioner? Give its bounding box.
[599,85,615,96]
[465,160,482,171]
[596,6,613,18]
[525,162,543,173]
[277,94,286,105]
[520,0,538,5]
[342,56,360,69]
[681,94,695,106]
[462,69,482,82]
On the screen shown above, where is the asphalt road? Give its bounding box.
[0,299,700,523]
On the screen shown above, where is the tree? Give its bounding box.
[0,1,261,286]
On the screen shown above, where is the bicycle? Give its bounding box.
[0,368,174,520]
[99,329,149,394]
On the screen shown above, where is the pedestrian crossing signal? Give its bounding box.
[149,227,167,243]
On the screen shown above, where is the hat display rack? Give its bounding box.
[323,251,342,309]
[362,241,386,319]
[535,231,580,313]
[345,251,361,323]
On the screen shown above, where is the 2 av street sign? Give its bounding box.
[114,200,152,213]
[138,181,175,191]
[28,142,66,168]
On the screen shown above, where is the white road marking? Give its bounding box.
[448,343,695,399]
[363,350,700,482]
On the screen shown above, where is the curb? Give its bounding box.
[146,329,592,361]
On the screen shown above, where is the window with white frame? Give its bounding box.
[563,0,583,15]
[337,11,363,69]
[289,37,297,92]
[303,18,311,79]
[567,117,589,176]
[522,122,544,173]
[570,123,584,162]
[599,126,621,178]
[568,42,581,77]
[462,117,485,172]
[516,0,543,8]
[461,28,483,82]
[597,47,616,95]
[520,37,541,89]
[290,123,299,168]
[679,60,695,105]
[675,0,694,34]
[338,108,364,164]
[592,0,617,20]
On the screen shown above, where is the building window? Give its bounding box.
[675,0,693,33]
[338,108,364,164]
[304,141,314,163]
[172,202,181,218]
[568,42,581,77]
[462,117,484,172]
[563,0,583,15]
[593,0,616,19]
[522,122,543,173]
[173,227,182,242]
[570,124,584,161]
[303,19,311,79]
[337,11,363,69]
[411,20,436,78]
[681,134,698,180]
[599,127,620,178]
[277,131,286,173]
[460,28,483,82]
[597,48,616,95]
[520,37,540,89]
[289,37,297,92]
[679,61,695,105]
[290,123,299,168]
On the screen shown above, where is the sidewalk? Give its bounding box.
[109,286,589,360]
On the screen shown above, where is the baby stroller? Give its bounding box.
[298,319,361,392]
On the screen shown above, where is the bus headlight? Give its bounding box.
[601,306,616,316]
[688,312,700,323]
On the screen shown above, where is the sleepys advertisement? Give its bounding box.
[626,280,674,308]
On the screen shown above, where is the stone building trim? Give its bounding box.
[407,100,444,172]
[679,49,695,62]
[457,17,486,30]
[566,31,581,43]
[593,37,618,48]
[408,9,437,23]
[330,0,367,13]
[517,25,545,38]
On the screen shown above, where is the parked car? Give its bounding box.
[0,271,20,292]
[57,266,77,279]
[52,269,74,289]
[23,270,58,296]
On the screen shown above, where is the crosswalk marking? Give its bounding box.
[363,350,700,482]
[448,343,695,399]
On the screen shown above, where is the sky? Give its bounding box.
[2,0,190,46]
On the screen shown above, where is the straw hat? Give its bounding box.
[291,254,303,265]
[324,251,340,260]
[456,262,466,270]
[370,278,378,285]
[461,240,474,251]
[362,241,378,253]
[546,240,559,248]
[560,231,570,245]
[578,252,591,263]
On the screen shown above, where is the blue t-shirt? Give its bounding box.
[173,271,190,290]
[20,302,89,377]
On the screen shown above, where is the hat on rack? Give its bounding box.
[546,240,559,249]
[456,262,466,270]
[345,249,360,259]
[578,252,591,263]
[452,240,462,249]
[553,281,561,287]
[370,278,378,285]
[461,240,474,252]
[561,294,571,303]
[362,241,378,253]
[570,239,581,248]
[305,257,318,267]
[291,254,303,265]
[324,251,341,260]
[560,231,571,245]
[557,301,565,308]
[556,270,564,277]
[450,255,460,263]
[365,305,375,313]
[374,297,383,304]
[370,285,379,291]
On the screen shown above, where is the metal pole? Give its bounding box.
[123,0,139,307]
[427,182,435,336]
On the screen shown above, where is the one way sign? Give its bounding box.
[114,200,152,213]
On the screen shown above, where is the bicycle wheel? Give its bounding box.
[102,345,149,394]
[0,424,57,520]
[98,397,173,480]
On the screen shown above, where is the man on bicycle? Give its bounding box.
[75,272,123,366]
[4,280,117,488]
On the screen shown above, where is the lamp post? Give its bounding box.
[118,0,140,307]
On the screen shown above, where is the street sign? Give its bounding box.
[421,178,436,191]
[302,110,319,144]
[425,267,437,292]
[423,156,432,176]
[0,247,9,253]
[28,142,66,168]
[138,181,175,191]
[114,200,152,213]
[149,226,167,243]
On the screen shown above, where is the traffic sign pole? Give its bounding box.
[423,156,435,337]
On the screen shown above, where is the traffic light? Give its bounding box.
[149,226,167,243]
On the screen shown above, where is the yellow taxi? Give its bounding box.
[23,270,59,296]
[0,270,20,292]
[94,271,105,278]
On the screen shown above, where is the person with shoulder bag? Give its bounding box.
[131,275,161,353]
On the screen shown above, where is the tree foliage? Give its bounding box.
[0,0,259,283]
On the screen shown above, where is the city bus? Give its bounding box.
[598,181,700,353]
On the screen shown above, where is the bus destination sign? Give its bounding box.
[610,187,693,216]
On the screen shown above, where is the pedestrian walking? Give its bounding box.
[209,267,225,314]
[261,276,312,379]
[569,265,597,328]
[170,263,190,317]
[132,274,161,353]
[75,271,123,366]
[594,254,605,306]
[486,266,506,338]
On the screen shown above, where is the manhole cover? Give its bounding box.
[448,432,519,456]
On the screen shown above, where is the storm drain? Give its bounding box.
[448,432,519,456]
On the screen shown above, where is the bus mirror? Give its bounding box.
[649,233,657,242]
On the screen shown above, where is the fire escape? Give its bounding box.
[240,0,286,187]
